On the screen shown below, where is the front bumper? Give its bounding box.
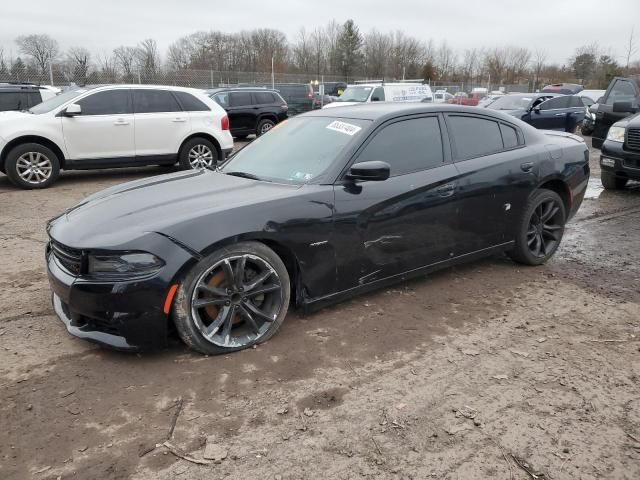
[600,141,640,181]
[46,235,195,351]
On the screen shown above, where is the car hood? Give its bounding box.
[492,109,526,118]
[322,101,361,108]
[48,169,301,249]
[625,112,640,127]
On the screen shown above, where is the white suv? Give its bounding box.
[0,84,234,189]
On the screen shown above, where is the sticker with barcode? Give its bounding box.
[326,120,362,136]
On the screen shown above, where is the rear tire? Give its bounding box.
[508,189,566,266]
[256,119,276,137]
[172,241,291,355]
[5,143,60,189]
[601,171,628,190]
[178,137,219,170]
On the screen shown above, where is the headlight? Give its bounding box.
[606,126,626,143]
[88,252,164,276]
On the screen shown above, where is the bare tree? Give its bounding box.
[137,39,160,80]
[484,47,508,85]
[532,48,547,91]
[15,34,59,74]
[113,46,138,81]
[66,47,91,84]
[625,27,637,69]
[97,52,118,82]
[0,47,7,76]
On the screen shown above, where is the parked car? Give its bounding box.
[312,92,334,109]
[542,83,584,95]
[207,88,288,139]
[46,103,589,354]
[487,93,586,132]
[577,89,606,106]
[447,92,479,106]
[0,83,58,112]
[432,90,454,103]
[599,111,640,189]
[0,85,233,189]
[477,94,504,108]
[324,83,433,108]
[592,75,640,149]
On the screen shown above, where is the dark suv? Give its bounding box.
[599,111,640,189]
[0,83,50,111]
[592,76,640,149]
[208,88,288,139]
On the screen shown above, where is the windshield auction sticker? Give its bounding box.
[326,120,362,136]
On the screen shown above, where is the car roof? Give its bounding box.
[303,103,527,122]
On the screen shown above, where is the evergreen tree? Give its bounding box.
[337,20,363,79]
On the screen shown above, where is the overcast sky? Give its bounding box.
[1,0,638,65]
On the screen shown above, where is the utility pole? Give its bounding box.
[271,56,275,90]
[48,58,54,86]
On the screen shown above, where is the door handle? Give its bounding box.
[113,119,129,126]
[436,183,455,197]
[554,113,567,116]
[521,162,534,173]
[172,117,187,123]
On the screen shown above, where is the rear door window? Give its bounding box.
[78,89,132,115]
[229,92,253,107]
[539,96,571,110]
[358,116,444,176]
[255,92,276,104]
[0,92,22,111]
[133,89,181,113]
[605,79,637,105]
[447,115,503,160]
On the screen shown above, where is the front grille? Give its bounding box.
[627,128,640,151]
[50,240,84,275]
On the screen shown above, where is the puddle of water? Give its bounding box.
[584,178,604,199]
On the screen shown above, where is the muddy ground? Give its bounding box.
[0,138,639,480]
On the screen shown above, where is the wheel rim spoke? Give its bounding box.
[191,254,283,348]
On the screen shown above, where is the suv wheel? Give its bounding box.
[179,137,218,170]
[5,143,60,189]
[256,119,275,136]
[601,171,628,190]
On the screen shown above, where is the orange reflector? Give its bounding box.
[163,284,179,314]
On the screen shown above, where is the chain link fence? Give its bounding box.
[1,67,538,94]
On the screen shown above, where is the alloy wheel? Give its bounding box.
[188,144,214,169]
[260,122,274,134]
[190,254,283,348]
[526,199,563,258]
[16,152,53,185]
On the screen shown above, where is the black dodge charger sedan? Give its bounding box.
[46,104,590,354]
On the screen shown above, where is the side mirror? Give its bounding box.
[371,96,381,102]
[64,103,82,116]
[532,105,541,113]
[613,101,635,113]
[346,161,390,182]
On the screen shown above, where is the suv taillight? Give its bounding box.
[221,115,229,131]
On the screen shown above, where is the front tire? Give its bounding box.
[172,241,291,355]
[178,137,219,170]
[601,171,628,190]
[508,189,566,266]
[5,143,60,189]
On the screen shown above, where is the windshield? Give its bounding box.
[487,95,534,111]
[337,86,372,103]
[29,88,89,114]
[220,117,370,183]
